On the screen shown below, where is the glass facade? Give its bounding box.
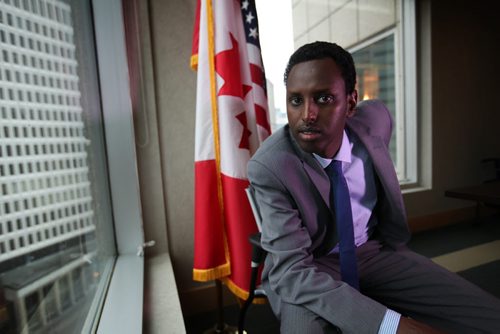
[0,0,115,332]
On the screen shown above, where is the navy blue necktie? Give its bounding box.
[325,160,359,290]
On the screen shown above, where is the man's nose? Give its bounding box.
[302,100,318,123]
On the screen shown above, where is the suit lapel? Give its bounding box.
[346,118,401,210]
[287,127,338,257]
[287,127,331,208]
[303,160,331,208]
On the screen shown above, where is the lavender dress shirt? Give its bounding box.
[314,130,400,334]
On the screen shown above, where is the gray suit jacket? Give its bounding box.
[247,100,411,333]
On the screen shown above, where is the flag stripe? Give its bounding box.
[193,160,230,277]
[250,63,264,87]
[255,103,271,133]
[220,174,258,289]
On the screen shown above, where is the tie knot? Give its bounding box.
[325,160,343,177]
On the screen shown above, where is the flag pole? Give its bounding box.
[203,279,239,334]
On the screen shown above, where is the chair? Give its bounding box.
[445,158,500,222]
[481,157,500,183]
[238,187,268,334]
[479,157,500,213]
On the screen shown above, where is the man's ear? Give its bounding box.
[346,90,358,118]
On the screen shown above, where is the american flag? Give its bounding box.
[191,0,271,299]
[240,0,271,138]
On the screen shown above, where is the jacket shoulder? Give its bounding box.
[251,126,294,162]
[352,99,393,144]
[248,126,306,179]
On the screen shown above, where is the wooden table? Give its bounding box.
[445,181,500,221]
[445,181,500,206]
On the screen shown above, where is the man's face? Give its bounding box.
[286,58,357,158]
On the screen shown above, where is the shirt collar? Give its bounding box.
[313,130,352,168]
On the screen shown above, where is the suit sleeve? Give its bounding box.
[248,158,388,334]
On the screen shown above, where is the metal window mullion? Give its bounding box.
[91,0,144,332]
[0,210,94,242]
[0,192,92,219]
[0,22,75,52]
[0,100,82,114]
[0,77,81,96]
[0,62,80,83]
[0,2,72,31]
[0,224,96,262]
[402,0,417,184]
[0,115,85,129]
[393,19,406,180]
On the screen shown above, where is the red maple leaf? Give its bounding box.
[235,112,251,150]
[215,33,252,99]
[255,103,271,134]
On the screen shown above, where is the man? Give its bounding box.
[247,41,500,333]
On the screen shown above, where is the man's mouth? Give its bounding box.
[297,126,321,140]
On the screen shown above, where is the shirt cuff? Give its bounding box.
[378,309,401,334]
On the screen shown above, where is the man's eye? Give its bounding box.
[316,94,334,104]
[288,96,302,106]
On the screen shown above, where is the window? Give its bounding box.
[351,32,399,173]
[0,0,142,333]
[256,0,417,184]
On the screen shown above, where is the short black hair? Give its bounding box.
[284,41,357,94]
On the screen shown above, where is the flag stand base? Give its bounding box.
[202,280,241,334]
[202,323,240,334]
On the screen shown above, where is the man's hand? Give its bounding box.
[397,317,447,334]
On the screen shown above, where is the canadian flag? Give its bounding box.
[191,0,271,299]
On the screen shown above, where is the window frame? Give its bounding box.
[0,0,144,331]
[85,0,144,332]
[401,0,417,186]
[348,0,417,185]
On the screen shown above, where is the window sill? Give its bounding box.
[96,254,144,334]
[143,252,186,333]
[401,184,431,195]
